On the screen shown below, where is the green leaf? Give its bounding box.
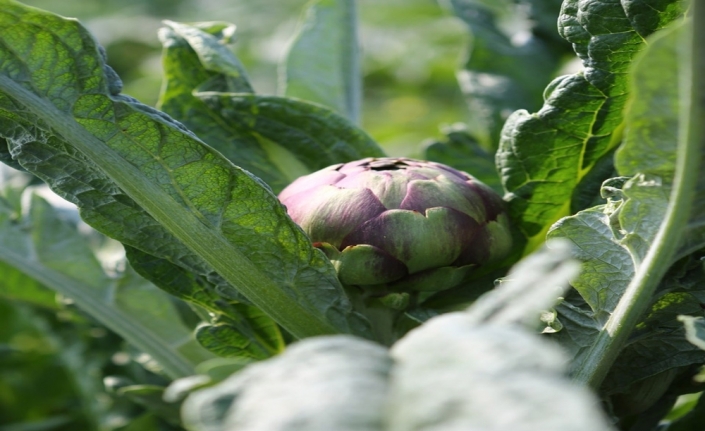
[124,246,284,359]
[158,21,384,194]
[462,239,580,326]
[194,303,284,360]
[388,314,615,431]
[548,17,705,390]
[281,0,361,124]
[0,260,56,308]
[681,316,705,352]
[547,18,683,297]
[0,183,212,378]
[0,171,57,307]
[548,204,639,322]
[423,123,502,194]
[0,138,23,171]
[195,93,385,186]
[548,178,705,394]
[182,336,392,431]
[113,384,182,427]
[603,290,705,395]
[497,0,685,253]
[661,393,705,431]
[0,2,371,341]
[448,0,569,149]
[0,301,102,430]
[113,413,162,431]
[160,21,254,94]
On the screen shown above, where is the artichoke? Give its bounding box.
[278,158,512,295]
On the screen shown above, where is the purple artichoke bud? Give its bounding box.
[279,158,512,294]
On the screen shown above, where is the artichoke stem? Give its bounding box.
[343,284,401,346]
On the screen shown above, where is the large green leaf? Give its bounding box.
[548,19,705,395]
[0,1,371,341]
[280,0,361,124]
[158,20,383,194]
[497,0,685,252]
[547,15,684,317]
[0,173,213,378]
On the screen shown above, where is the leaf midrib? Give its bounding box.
[0,243,196,378]
[0,75,341,340]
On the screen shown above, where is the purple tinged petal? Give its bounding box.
[335,170,410,209]
[455,214,513,265]
[337,157,374,173]
[341,207,480,274]
[278,167,344,202]
[278,157,511,291]
[426,161,474,181]
[388,265,474,292]
[485,214,513,260]
[399,176,486,222]
[454,227,492,266]
[464,181,507,221]
[282,185,387,248]
[336,244,408,286]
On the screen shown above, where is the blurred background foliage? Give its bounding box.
[21,0,479,157]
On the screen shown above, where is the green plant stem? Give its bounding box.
[572,13,704,389]
[0,247,196,379]
[0,77,341,340]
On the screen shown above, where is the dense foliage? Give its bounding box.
[0,0,703,430]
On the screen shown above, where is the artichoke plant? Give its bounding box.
[278,158,512,297]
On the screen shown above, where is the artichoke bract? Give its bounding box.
[278,158,512,295]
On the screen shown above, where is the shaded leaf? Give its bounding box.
[661,393,705,431]
[497,0,685,252]
[194,303,284,360]
[681,316,705,352]
[448,0,570,149]
[125,246,284,359]
[196,93,385,187]
[423,123,502,194]
[114,385,182,427]
[0,177,212,378]
[281,0,361,124]
[158,21,384,194]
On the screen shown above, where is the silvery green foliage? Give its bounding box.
[182,336,392,431]
[180,244,615,431]
[182,320,614,431]
[388,314,611,431]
